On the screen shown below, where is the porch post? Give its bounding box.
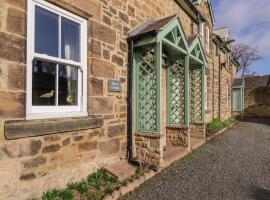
[184,55,190,126]
[201,65,205,122]
[156,41,162,134]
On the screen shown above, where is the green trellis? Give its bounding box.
[233,86,244,111]
[136,45,158,132]
[167,60,185,125]
[189,67,203,122]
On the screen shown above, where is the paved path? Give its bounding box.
[121,118,270,200]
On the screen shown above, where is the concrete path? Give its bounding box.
[121,118,270,200]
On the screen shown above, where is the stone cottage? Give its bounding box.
[233,75,270,118]
[0,0,238,199]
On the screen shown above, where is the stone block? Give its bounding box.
[89,77,103,96]
[62,137,71,146]
[90,39,101,58]
[42,144,61,153]
[43,135,61,142]
[0,91,25,119]
[7,63,25,91]
[89,97,114,114]
[90,58,115,79]
[0,32,25,63]
[112,55,124,67]
[21,156,47,169]
[99,138,120,155]
[107,124,125,138]
[103,49,110,60]
[6,7,26,36]
[90,21,116,45]
[119,12,129,24]
[78,141,97,152]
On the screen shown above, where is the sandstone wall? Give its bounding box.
[244,87,270,118]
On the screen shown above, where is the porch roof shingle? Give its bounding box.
[128,15,177,40]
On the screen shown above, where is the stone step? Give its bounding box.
[161,145,187,168]
[103,160,137,181]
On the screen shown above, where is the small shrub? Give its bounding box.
[87,169,118,190]
[86,190,103,200]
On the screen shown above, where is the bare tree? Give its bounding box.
[231,43,261,77]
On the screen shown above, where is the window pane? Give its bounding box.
[61,17,80,62]
[35,6,59,57]
[58,65,78,106]
[32,59,56,106]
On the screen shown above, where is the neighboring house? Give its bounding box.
[233,75,270,118]
[0,0,237,199]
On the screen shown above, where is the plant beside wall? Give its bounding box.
[206,118,235,136]
[36,166,151,200]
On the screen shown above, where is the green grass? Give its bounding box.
[206,117,235,134]
[38,168,139,200]
[39,169,119,200]
[181,149,203,162]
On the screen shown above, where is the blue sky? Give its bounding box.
[212,0,270,75]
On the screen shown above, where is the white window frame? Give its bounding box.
[205,26,210,53]
[205,75,207,110]
[26,0,88,119]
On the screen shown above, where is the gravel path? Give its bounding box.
[121,118,270,200]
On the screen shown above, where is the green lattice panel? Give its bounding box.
[189,68,202,122]
[169,60,185,125]
[233,88,242,111]
[137,46,157,132]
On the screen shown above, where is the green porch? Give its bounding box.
[129,15,207,165]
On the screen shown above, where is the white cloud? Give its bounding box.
[213,0,270,57]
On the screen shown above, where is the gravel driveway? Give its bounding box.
[121,118,270,200]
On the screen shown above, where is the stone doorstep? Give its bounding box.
[103,160,137,181]
[190,137,205,150]
[102,122,238,200]
[161,145,188,168]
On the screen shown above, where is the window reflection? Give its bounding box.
[61,17,80,62]
[35,6,59,57]
[58,65,78,106]
[32,59,56,106]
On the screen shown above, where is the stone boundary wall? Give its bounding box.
[166,126,188,147]
[134,132,163,166]
[244,87,270,118]
[189,123,206,139]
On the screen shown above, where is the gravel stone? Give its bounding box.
[121,118,270,200]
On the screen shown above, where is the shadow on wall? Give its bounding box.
[244,87,270,118]
[249,186,270,200]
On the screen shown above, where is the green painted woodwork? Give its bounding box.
[184,55,190,126]
[134,36,156,47]
[136,45,158,132]
[201,65,205,122]
[188,36,207,65]
[167,59,185,125]
[233,86,245,111]
[156,41,162,133]
[189,67,203,123]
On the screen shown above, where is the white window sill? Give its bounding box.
[26,112,88,120]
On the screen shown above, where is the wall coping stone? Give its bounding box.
[135,132,164,139]
[5,116,103,140]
